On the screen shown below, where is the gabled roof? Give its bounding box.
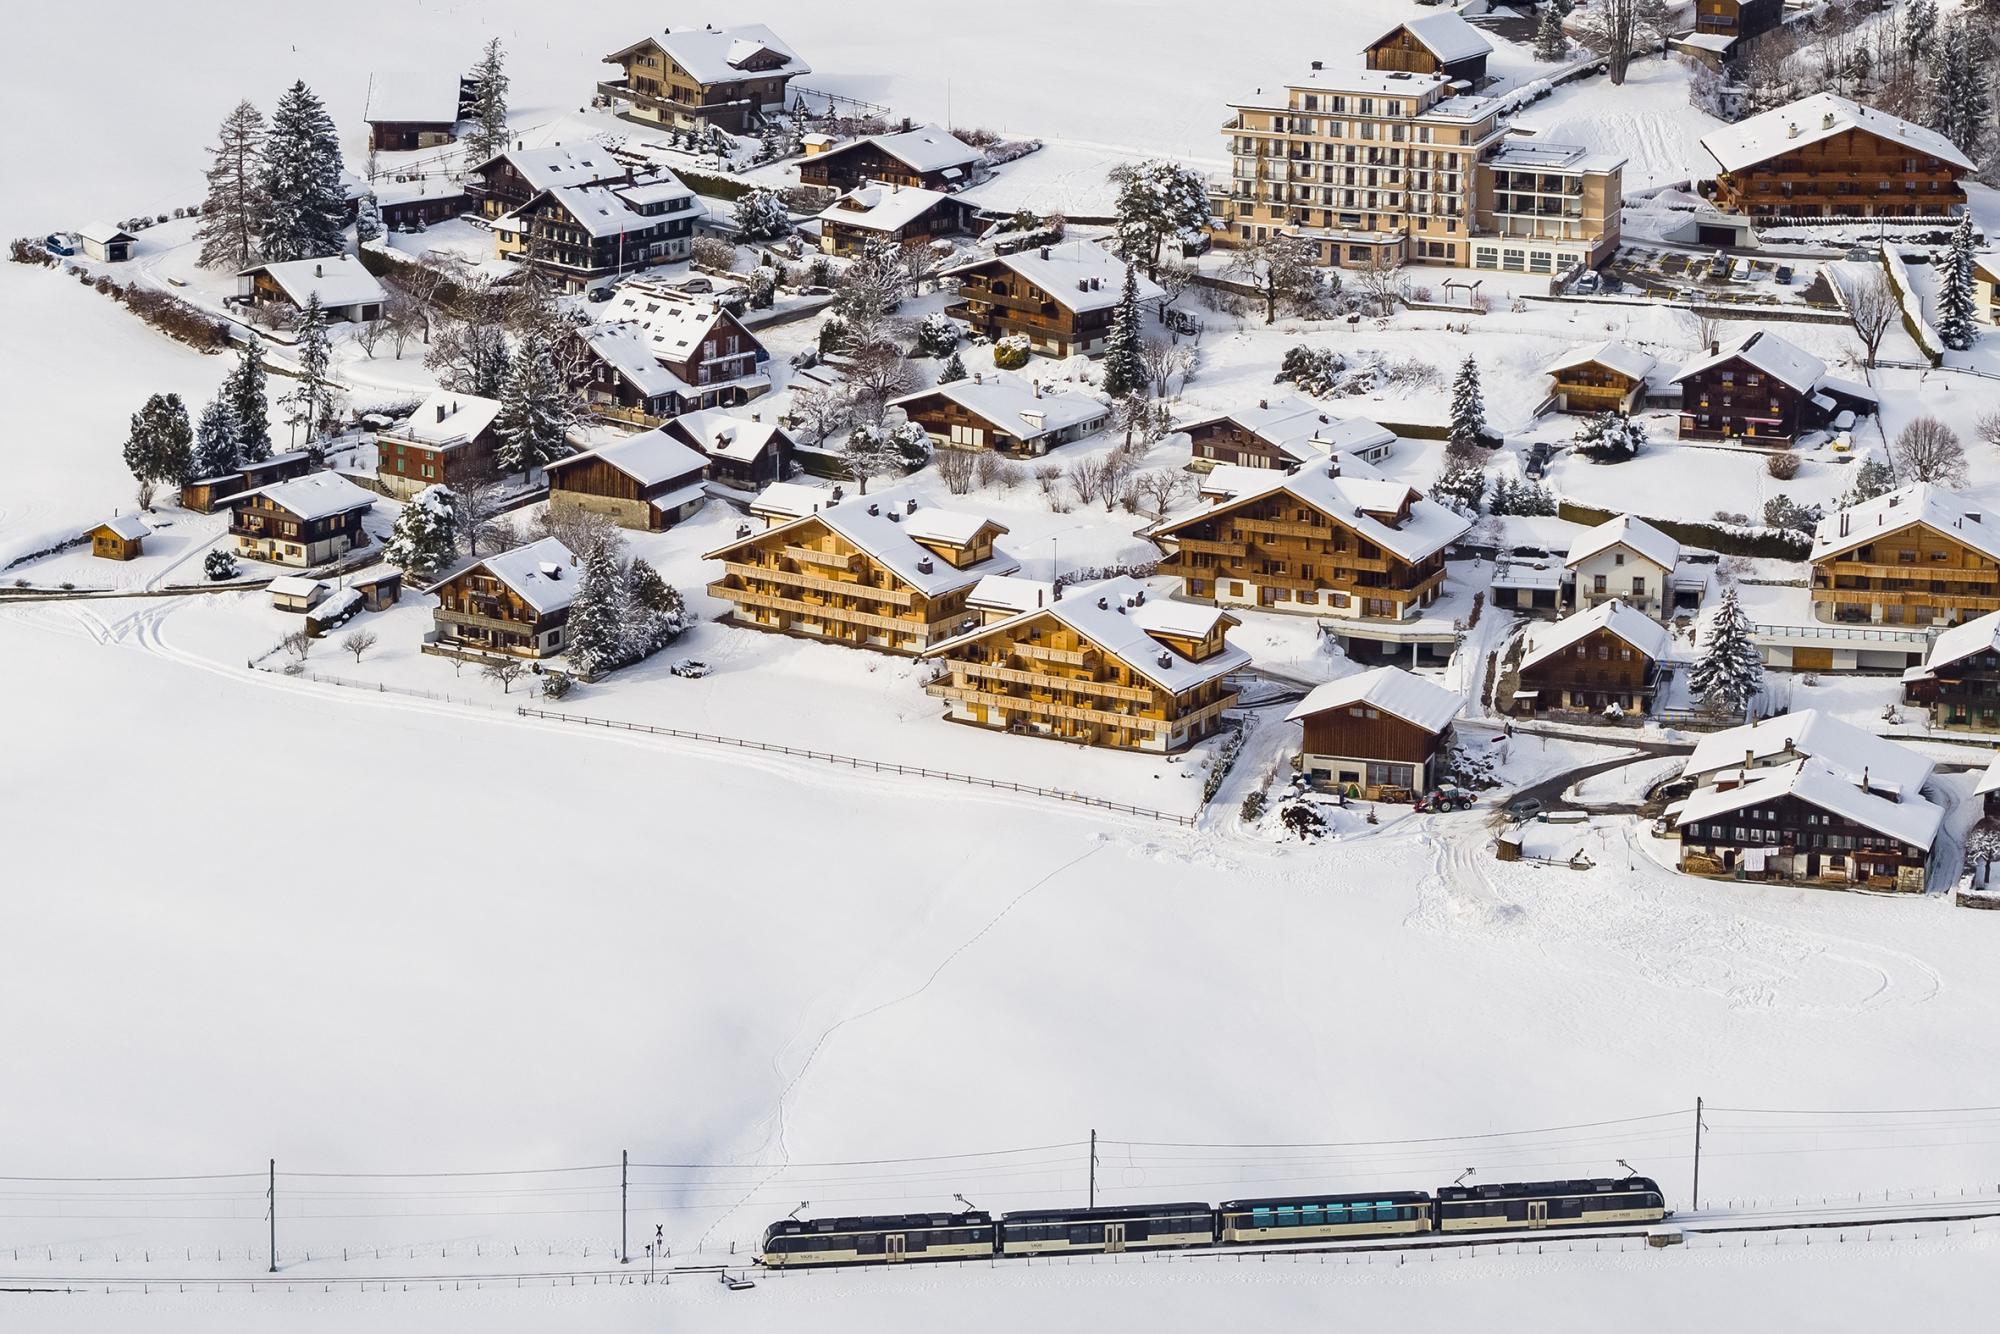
[597,284,750,362]
[1565,513,1680,573]
[1670,330,1824,393]
[1520,599,1670,671]
[388,390,502,449]
[816,127,981,176]
[241,471,377,522]
[942,242,1163,315]
[1287,666,1461,735]
[890,372,1109,441]
[1181,396,1393,464]
[1542,339,1656,383]
[365,71,461,125]
[1701,93,1975,176]
[551,428,707,488]
[1683,708,1934,799]
[1915,608,2000,677]
[94,514,151,541]
[1676,757,1942,851]
[448,536,580,615]
[471,142,625,195]
[519,174,692,239]
[239,254,387,310]
[268,575,326,599]
[1151,463,1470,566]
[1369,11,1494,65]
[1809,483,2000,565]
[670,408,788,463]
[581,322,689,398]
[818,183,959,234]
[1977,751,2000,797]
[967,573,1054,616]
[707,487,1015,598]
[76,221,133,245]
[607,24,810,84]
[921,575,1249,695]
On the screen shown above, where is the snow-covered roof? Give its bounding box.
[306,586,363,623]
[1683,709,1934,800]
[1153,462,1470,566]
[1370,11,1494,64]
[477,142,624,195]
[240,254,387,311]
[924,575,1248,695]
[1677,32,1738,55]
[1917,609,2000,676]
[365,71,460,125]
[95,514,150,541]
[1182,397,1393,464]
[554,428,707,488]
[822,127,981,176]
[1810,483,2000,565]
[1676,757,1942,851]
[389,390,502,448]
[535,180,667,239]
[713,488,1014,598]
[819,183,957,234]
[598,283,739,360]
[890,372,1109,441]
[1542,340,1656,382]
[1287,665,1461,735]
[1701,93,1975,176]
[1520,599,1670,671]
[748,480,834,523]
[461,536,581,615]
[671,408,785,463]
[1978,752,2000,797]
[1235,67,1454,109]
[1565,513,1680,573]
[268,575,326,599]
[581,322,688,398]
[611,24,811,84]
[76,221,133,244]
[242,471,377,522]
[1671,330,1824,393]
[968,573,1054,616]
[943,242,1162,314]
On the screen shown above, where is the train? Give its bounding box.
[760,1175,1667,1268]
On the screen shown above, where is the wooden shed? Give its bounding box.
[353,568,403,610]
[269,576,330,613]
[88,515,150,561]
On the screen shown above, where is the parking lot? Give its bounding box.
[1594,244,1843,309]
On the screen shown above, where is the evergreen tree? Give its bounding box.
[354,193,385,244]
[122,393,194,486]
[463,39,511,166]
[566,541,626,676]
[1534,5,1569,62]
[1938,215,1980,352]
[196,99,267,271]
[1904,0,1939,63]
[1689,587,1764,717]
[733,188,792,241]
[915,311,959,359]
[1835,455,1896,510]
[1447,355,1486,456]
[1100,263,1146,399]
[382,484,460,582]
[1927,24,1989,159]
[493,333,576,474]
[191,393,241,480]
[227,334,273,462]
[257,81,347,262]
[939,350,968,384]
[1576,411,1646,463]
[281,294,344,444]
[620,557,692,663]
[1428,457,1485,516]
[1107,159,1211,275]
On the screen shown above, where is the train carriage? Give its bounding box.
[1218,1191,1433,1244]
[998,1202,1215,1257]
[761,1210,996,1268]
[1435,1177,1665,1232]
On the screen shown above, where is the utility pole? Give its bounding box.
[621,1150,629,1264]
[267,1159,277,1273]
[1088,1130,1097,1210]
[1692,1097,1705,1213]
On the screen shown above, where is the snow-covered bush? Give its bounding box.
[203,548,238,581]
[1276,345,1345,395]
[992,335,1031,370]
[915,311,959,358]
[1575,412,1644,463]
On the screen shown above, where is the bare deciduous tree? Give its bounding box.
[1152,255,1195,311]
[786,384,854,447]
[135,479,157,511]
[935,447,976,494]
[1894,415,1969,485]
[844,344,918,426]
[1575,0,1672,85]
[1351,252,1406,317]
[454,473,513,558]
[1135,467,1191,519]
[1680,308,1721,354]
[1974,410,2000,451]
[1225,233,1324,324]
[1033,461,1070,512]
[481,657,527,693]
[899,238,948,295]
[1842,268,1898,367]
[1139,338,1196,398]
[340,629,378,662]
[533,497,626,563]
[351,318,385,357]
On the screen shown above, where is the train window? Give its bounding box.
[1252,1207,1272,1227]
[1068,1224,1100,1245]
[856,1234,884,1255]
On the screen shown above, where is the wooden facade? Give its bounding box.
[1710,126,1969,218]
[799,139,970,192]
[1187,417,1296,471]
[1364,24,1487,83]
[945,258,1115,359]
[545,451,707,532]
[1548,360,1645,415]
[1676,352,1809,444]
[1515,625,1660,715]
[1812,525,2000,627]
[1679,793,1929,891]
[920,605,1240,753]
[1296,706,1447,798]
[818,193,975,257]
[599,34,803,135]
[662,415,795,490]
[508,187,697,288]
[1695,0,1781,44]
[229,490,372,568]
[88,521,144,561]
[368,119,456,153]
[704,509,1010,654]
[376,429,496,499]
[1905,645,2000,732]
[431,565,570,659]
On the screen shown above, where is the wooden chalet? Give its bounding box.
[1541,341,1656,416]
[268,576,329,613]
[599,24,810,135]
[1564,514,1682,616]
[88,515,149,561]
[942,243,1164,359]
[703,489,1016,654]
[1672,330,1824,445]
[545,428,708,531]
[798,126,981,193]
[228,472,376,568]
[353,568,403,611]
[1676,757,1940,892]
[363,71,467,151]
[816,183,975,257]
[429,536,579,659]
[496,171,698,289]
[1809,484,2000,628]
[466,142,627,219]
[580,283,770,425]
[373,178,471,231]
[374,390,501,500]
[661,407,794,490]
[1698,0,1781,43]
[1903,610,2000,732]
[1286,666,1460,799]
[1512,599,1669,717]
[1700,94,1973,218]
[180,451,313,514]
[1146,462,1469,626]
[919,576,1247,753]
[1182,396,1396,472]
[237,255,386,323]
[888,372,1110,457]
[1362,12,1492,84]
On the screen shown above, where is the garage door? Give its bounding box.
[1792,647,1834,671]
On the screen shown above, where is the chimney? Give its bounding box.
[1097,596,1109,610]
[314,262,323,277]
[832,485,845,501]
[1033,381,1043,399]
[1310,60,1323,72]
[1157,649,1173,668]
[973,371,983,385]
[1709,340,1719,356]
[1040,246,1051,261]
[1259,398,1268,410]
[1134,589,1145,605]
[906,498,918,514]
[436,404,447,423]
[1036,588,1044,606]
[735,522,751,539]
[901,116,913,132]
[868,503,880,516]
[752,412,761,423]
[916,555,934,574]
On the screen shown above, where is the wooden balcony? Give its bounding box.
[929,683,1175,736]
[953,659,1154,704]
[717,560,914,608]
[711,583,953,637]
[435,608,542,637]
[1010,640,1090,667]
[784,544,861,573]
[1818,560,1999,584]
[1815,587,2000,613]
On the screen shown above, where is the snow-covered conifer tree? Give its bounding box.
[938,349,968,384]
[1107,159,1210,275]
[382,484,460,582]
[354,194,385,244]
[620,557,692,663]
[493,334,576,475]
[257,81,347,262]
[1938,215,1980,352]
[1534,5,1569,62]
[123,393,194,487]
[227,334,273,462]
[1576,411,1646,463]
[1689,587,1764,716]
[196,100,267,271]
[1100,263,1146,399]
[1447,355,1486,457]
[282,294,343,444]
[566,541,626,675]
[190,394,241,480]
[733,188,792,241]
[463,39,511,166]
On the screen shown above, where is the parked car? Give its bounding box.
[1572,271,1600,294]
[673,276,715,295]
[44,233,75,256]
[671,658,710,678]
[586,285,614,302]
[1505,796,1543,821]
